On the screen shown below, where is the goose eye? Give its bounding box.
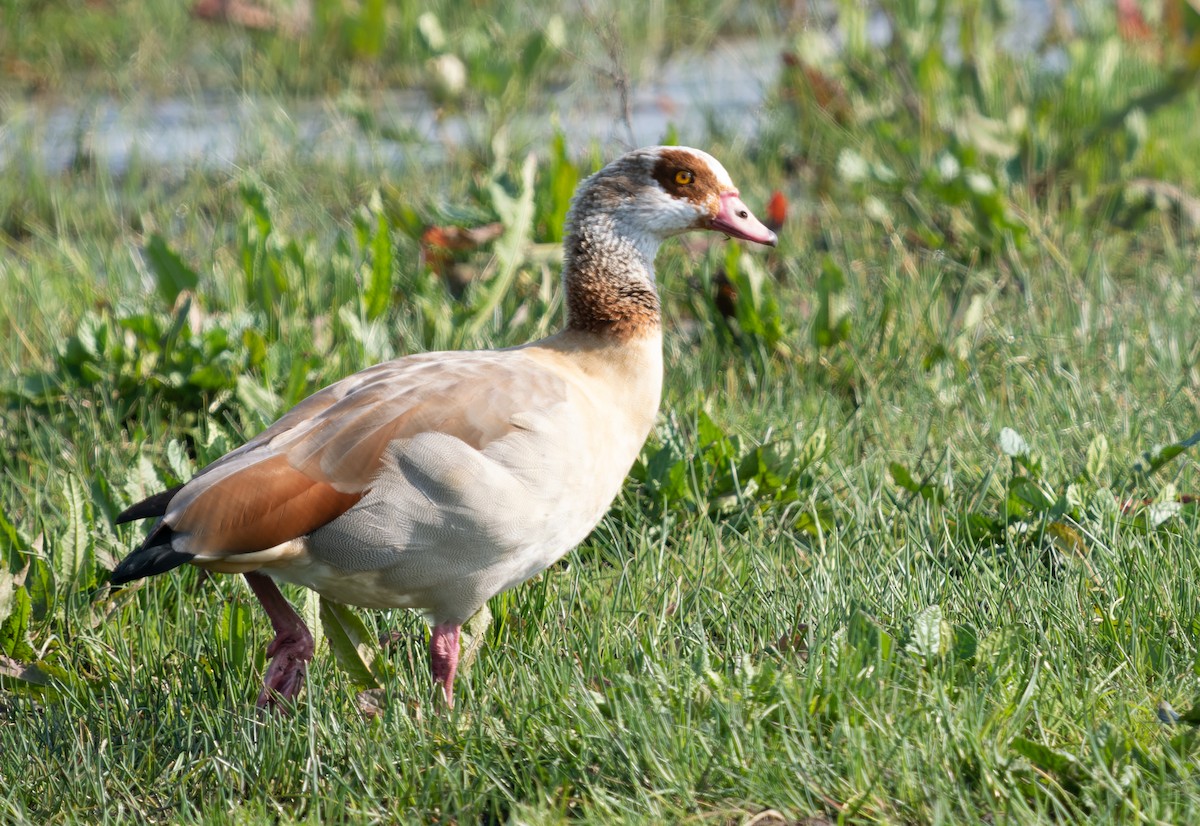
[674,170,694,186]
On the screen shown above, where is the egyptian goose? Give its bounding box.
[112,145,777,709]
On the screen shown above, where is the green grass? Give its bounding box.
[5,1,1200,823]
[0,0,772,98]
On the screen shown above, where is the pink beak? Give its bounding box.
[710,192,778,247]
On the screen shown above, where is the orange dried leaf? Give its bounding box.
[766,190,788,232]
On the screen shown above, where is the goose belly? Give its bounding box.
[281,415,640,622]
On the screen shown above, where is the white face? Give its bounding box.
[567,144,774,263]
[620,181,709,240]
[610,146,734,243]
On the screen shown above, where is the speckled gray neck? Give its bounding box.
[561,209,662,337]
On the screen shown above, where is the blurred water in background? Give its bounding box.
[0,2,1061,175]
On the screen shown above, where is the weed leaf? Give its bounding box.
[468,152,537,336]
[318,597,390,691]
[145,234,199,305]
[1086,434,1109,481]
[57,475,89,591]
[908,604,947,661]
[0,585,33,660]
[0,654,49,688]
[1131,429,1200,480]
[1010,736,1082,788]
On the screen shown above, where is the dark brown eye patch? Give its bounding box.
[652,149,720,202]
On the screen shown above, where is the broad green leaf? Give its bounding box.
[518,28,548,81]
[908,604,948,660]
[642,441,690,504]
[220,599,251,667]
[812,256,851,349]
[319,598,389,691]
[200,423,234,465]
[847,609,895,662]
[124,454,164,508]
[303,590,325,651]
[1133,430,1200,479]
[539,130,580,242]
[468,152,537,337]
[952,624,979,663]
[339,304,396,363]
[364,199,393,321]
[1009,476,1053,512]
[889,461,943,503]
[1010,736,1081,779]
[23,556,54,622]
[695,409,726,452]
[240,183,273,238]
[458,604,492,674]
[794,506,835,537]
[166,439,195,484]
[728,245,788,350]
[57,475,89,590]
[0,586,33,660]
[0,654,50,688]
[241,328,268,368]
[889,462,921,492]
[1086,433,1109,481]
[188,363,232,391]
[0,510,30,556]
[798,427,827,468]
[145,234,199,305]
[948,511,1003,542]
[0,568,15,628]
[754,443,792,492]
[350,0,386,58]
[72,313,106,361]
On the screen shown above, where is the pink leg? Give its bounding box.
[244,572,314,712]
[430,622,461,707]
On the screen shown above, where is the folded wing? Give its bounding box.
[120,351,569,571]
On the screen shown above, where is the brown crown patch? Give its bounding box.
[651,149,722,209]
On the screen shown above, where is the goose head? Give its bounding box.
[562,146,776,338]
[567,145,778,260]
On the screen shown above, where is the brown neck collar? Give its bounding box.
[561,219,662,341]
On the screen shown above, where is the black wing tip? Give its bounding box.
[111,520,193,585]
[115,484,185,525]
[110,542,195,586]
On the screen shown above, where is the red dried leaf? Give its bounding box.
[766,190,788,232]
[420,222,504,279]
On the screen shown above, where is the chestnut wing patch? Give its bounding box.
[170,453,366,554]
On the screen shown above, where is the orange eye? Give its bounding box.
[674,170,694,186]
